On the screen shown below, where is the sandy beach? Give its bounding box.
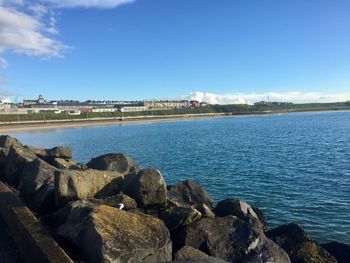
[0,113,229,132]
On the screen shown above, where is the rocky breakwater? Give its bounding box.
[0,135,347,263]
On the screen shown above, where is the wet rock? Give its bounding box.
[168,180,214,208]
[195,203,215,218]
[18,158,56,196]
[159,207,202,233]
[174,216,290,263]
[54,169,125,206]
[4,144,37,187]
[59,204,172,263]
[214,199,267,231]
[321,241,350,263]
[126,168,167,208]
[86,153,139,175]
[266,223,336,263]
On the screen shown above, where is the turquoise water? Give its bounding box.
[5,111,350,244]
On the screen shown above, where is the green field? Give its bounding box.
[0,102,350,123]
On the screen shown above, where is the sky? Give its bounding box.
[0,0,349,104]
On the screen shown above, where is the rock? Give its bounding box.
[59,204,172,263]
[18,158,56,196]
[159,207,202,233]
[54,169,125,206]
[174,246,209,260]
[0,135,22,149]
[27,146,73,160]
[168,180,214,208]
[4,144,37,187]
[195,203,215,218]
[86,153,139,175]
[30,181,56,214]
[266,223,337,263]
[48,146,73,159]
[99,194,137,210]
[126,168,167,208]
[56,200,98,241]
[321,241,350,263]
[174,216,290,263]
[214,199,267,231]
[171,259,228,263]
[174,246,228,262]
[51,158,79,169]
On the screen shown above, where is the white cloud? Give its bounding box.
[185,91,350,104]
[0,57,8,68]
[0,7,68,58]
[42,0,136,8]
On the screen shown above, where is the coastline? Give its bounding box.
[0,109,349,132]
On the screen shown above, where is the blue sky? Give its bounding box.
[0,0,349,103]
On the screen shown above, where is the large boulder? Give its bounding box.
[54,169,125,206]
[214,199,267,231]
[168,180,214,208]
[126,168,167,208]
[4,144,37,187]
[174,216,290,263]
[0,135,22,149]
[159,207,202,233]
[18,158,56,196]
[321,241,350,263]
[58,204,172,263]
[266,223,337,263]
[86,153,139,175]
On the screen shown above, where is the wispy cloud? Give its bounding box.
[0,0,136,62]
[185,91,350,104]
[43,0,136,9]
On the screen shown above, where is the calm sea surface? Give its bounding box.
[6,111,350,244]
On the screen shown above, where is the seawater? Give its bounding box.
[6,111,350,244]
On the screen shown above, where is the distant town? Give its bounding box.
[0,95,295,115]
[0,95,210,115]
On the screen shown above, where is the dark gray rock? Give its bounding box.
[59,204,172,263]
[267,223,337,263]
[159,207,202,233]
[54,169,125,206]
[86,153,139,175]
[195,203,215,218]
[174,246,210,260]
[51,158,79,169]
[27,146,73,160]
[214,199,267,231]
[0,135,22,148]
[18,158,56,196]
[126,168,167,208]
[168,180,214,208]
[174,216,290,263]
[321,241,350,263]
[4,144,37,187]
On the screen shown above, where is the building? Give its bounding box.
[23,95,47,106]
[118,106,148,112]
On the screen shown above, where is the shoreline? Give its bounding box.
[0,109,349,132]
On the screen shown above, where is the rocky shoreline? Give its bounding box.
[0,135,348,263]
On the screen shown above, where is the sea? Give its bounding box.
[5,110,350,244]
